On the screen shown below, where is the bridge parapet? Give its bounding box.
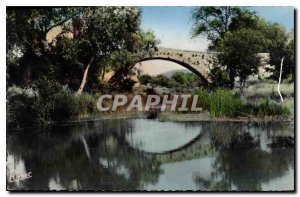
[153,48,216,80]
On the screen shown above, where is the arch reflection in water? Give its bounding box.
[125,119,202,153]
[7,119,294,191]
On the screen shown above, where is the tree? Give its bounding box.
[139,74,153,85]
[285,37,295,81]
[230,15,295,81]
[209,67,230,88]
[171,72,198,88]
[6,7,80,86]
[7,7,145,93]
[192,6,295,87]
[191,6,243,49]
[217,29,266,88]
[65,7,142,94]
[228,9,260,32]
[139,31,160,57]
[107,30,160,91]
[260,24,295,81]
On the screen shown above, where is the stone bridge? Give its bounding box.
[109,48,215,88]
[138,48,216,86]
[138,57,211,87]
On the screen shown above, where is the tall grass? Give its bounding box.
[51,90,97,121]
[256,98,290,117]
[194,89,210,110]
[237,82,294,99]
[209,89,244,117]
[195,88,290,118]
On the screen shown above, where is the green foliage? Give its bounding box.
[139,72,199,88]
[51,88,77,121]
[139,31,160,57]
[34,77,62,120]
[217,28,266,88]
[7,77,99,128]
[171,72,198,88]
[7,7,146,93]
[262,24,295,80]
[256,98,290,117]
[229,9,260,32]
[107,50,139,72]
[152,75,170,88]
[139,74,152,85]
[7,86,41,128]
[192,6,244,49]
[192,6,294,88]
[51,89,96,121]
[209,89,244,117]
[193,88,290,118]
[6,7,81,85]
[209,67,230,88]
[195,89,210,110]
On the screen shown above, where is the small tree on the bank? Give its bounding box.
[261,24,295,81]
[217,29,266,89]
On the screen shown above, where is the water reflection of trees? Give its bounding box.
[7,120,294,191]
[7,119,161,190]
[194,122,294,191]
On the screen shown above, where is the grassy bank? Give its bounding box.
[234,82,294,116]
[7,77,294,129]
[196,88,290,117]
[7,78,99,129]
[159,112,293,123]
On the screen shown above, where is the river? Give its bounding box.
[7,119,294,191]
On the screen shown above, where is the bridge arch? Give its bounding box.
[137,57,210,87]
[109,56,211,88]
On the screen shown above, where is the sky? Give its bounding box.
[141,6,294,52]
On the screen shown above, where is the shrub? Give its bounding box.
[7,78,99,128]
[195,89,210,110]
[210,89,244,117]
[152,75,170,88]
[171,72,198,88]
[139,74,153,85]
[33,77,62,122]
[74,93,96,117]
[7,86,41,128]
[50,88,97,121]
[51,88,77,121]
[209,67,230,88]
[256,98,290,117]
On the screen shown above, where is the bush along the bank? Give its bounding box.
[195,88,290,118]
[255,98,290,117]
[7,86,41,128]
[7,77,98,129]
[210,89,244,117]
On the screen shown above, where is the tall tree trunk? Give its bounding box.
[77,57,94,94]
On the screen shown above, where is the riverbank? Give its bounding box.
[7,80,294,130]
[158,112,294,123]
[7,112,293,133]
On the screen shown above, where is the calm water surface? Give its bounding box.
[7,119,294,191]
